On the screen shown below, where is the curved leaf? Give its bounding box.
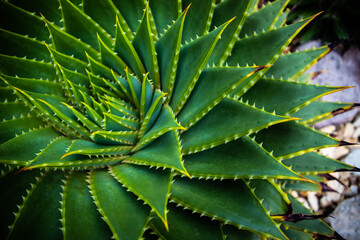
[171,178,286,240]
[88,170,150,240]
[125,130,187,174]
[184,136,300,180]
[150,204,223,240]
[181,97,293,154]
[111,164,172,229]
[242,78,346,115]
[254,121,340,160]
[61,171,112,239]
[6,172,64,240]
[0,127,60,165]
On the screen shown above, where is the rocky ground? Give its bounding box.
[293,41,360,239]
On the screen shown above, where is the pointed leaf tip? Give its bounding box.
[339,140,358,147]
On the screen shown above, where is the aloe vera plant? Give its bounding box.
[0,0,358,239]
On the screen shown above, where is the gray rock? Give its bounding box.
[298,41,360,127]
[345,185,359,197]
[354,116,360,127]
[343,148,360,176]
[327,196,360,240]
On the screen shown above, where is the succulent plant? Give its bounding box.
[0,0,358,239]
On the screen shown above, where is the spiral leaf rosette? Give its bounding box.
[0,0,357,239]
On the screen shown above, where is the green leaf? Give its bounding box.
[1,75,63,96]
[82,0,120,37]
[47,47,89,75]
[139,74,154,120]
[24,137,73,169]
[62,103,100,131]
[249,179,289,215]
[170,19,233,114]
[104,113,139,131]
[184,136,300,180]
[181,0,215,43]
[208,0,252,65]
[108,72,134,104]
[298,74,314,84]
[0,169,41,238]
[0,127,59,165]
[274,9,290,29]
[138,90,166,138]
[239,0,289,38]
[60,80,88,110]
[282,180,321,192]
[0,102,30,121]
[155,6,187,98]
[114,17,145,78]
[0,54,57,80]
[134,105,184,152]
[112,0,146,34]
[81,101,103,127]
[282,152,353,174]
[9,0,63,27]
[227,17,315,66]
[264,46,329,80]
[132,4,160,88]
[171,178,286,240]
[0,29,51,62]
[61,171,112,240]
[87,70,118,99]
[88,53,118,80]
[125,69,142,109]
[111,164,172,229]
[177,66,257,128]
[45,20,99,62]
[6,172,64,240]
[291,101,353,125]
[125,130,188,174]
[11,88,86,139]
[254,121,340,160]
[242,78,345,115]
[88,170,150,240]
[222,225,262,240]
[150,0,181,35]
[38,98,91,139]
[281,227,313,240]
[150,204,223,240]
[57,80,79,109]
[181,97,293,154]
[104,95,138,119]
[22,140,123,169]
[58,0,113,50]
[91,131,138,145]
[0,1,50,42]
[63,139,132,158]
[98,35,127,76]
[0,86,18,102]
[0,116,43,145]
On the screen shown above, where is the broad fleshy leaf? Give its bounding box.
[111,164,172,228]
[61,171,112,239]
[88,170,150,240]
[171,178,287,240]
